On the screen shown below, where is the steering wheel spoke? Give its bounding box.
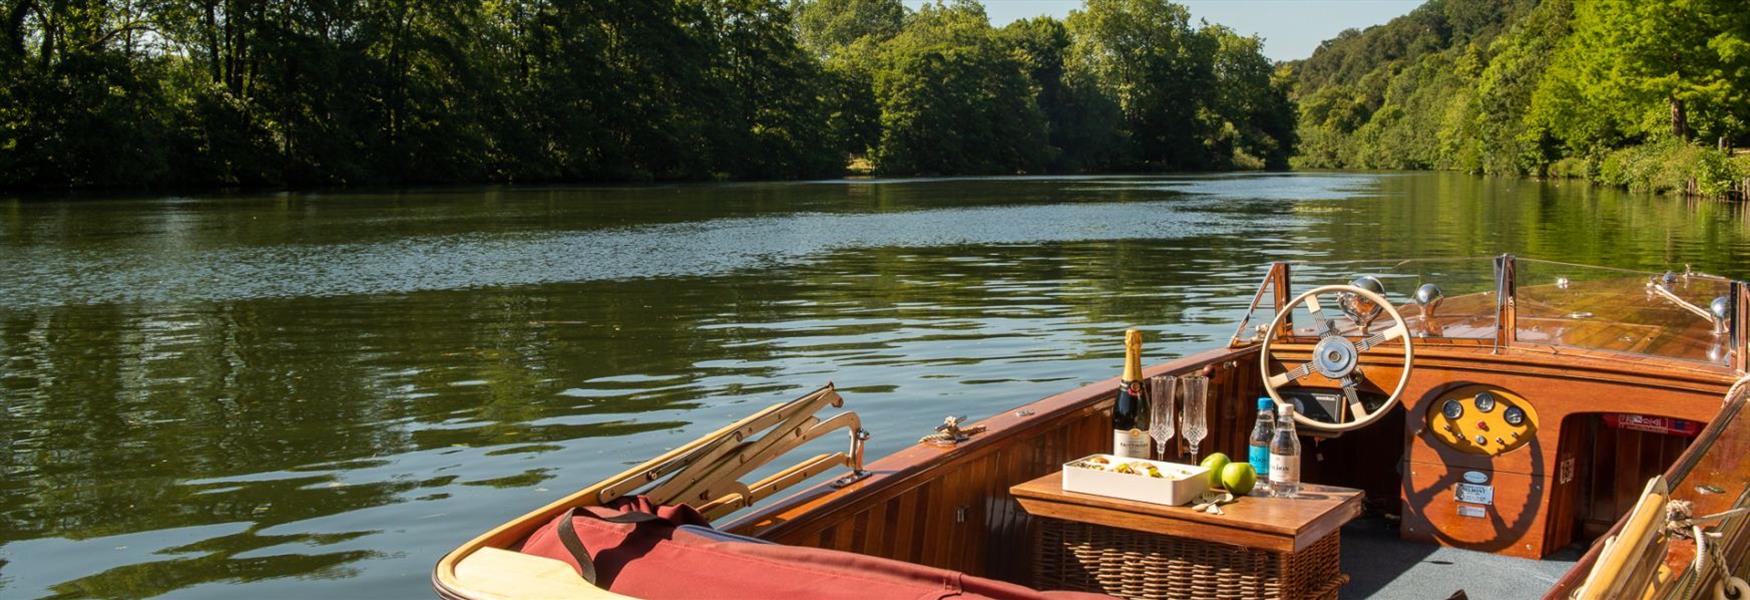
[1355,321,1409,352]
[1267,362,1315,388]
[1302,295,1337,337]
[1339,375,1366,422]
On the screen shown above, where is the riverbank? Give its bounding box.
[1544,140,1750,200]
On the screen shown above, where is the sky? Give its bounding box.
[902,0,1426,62]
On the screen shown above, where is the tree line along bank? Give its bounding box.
[1291,0,1750,197]
[0,0,1294,189]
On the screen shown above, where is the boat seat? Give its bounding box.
[519,497,1112,600]
[673,524,772,544]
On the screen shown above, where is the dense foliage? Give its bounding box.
[0,0,1295,189]
[0,0,845,187]
[1290,0,1750,195]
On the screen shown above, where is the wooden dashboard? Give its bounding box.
[1270,341,1731,558]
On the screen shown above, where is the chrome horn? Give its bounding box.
[1414,284,1444,318]
[1413,284,1444,338]
[1338,275,1387,335]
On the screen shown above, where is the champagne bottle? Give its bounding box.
[1112,329,1151,459]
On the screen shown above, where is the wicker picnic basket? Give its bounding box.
[1034,515,1346,599]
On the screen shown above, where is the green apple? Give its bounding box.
[1222,463,1258,495]
[1200,453,1230,488]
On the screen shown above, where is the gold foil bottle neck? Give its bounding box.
[1122,328,1143,383]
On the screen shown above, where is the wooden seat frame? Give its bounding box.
[433,383,869,599]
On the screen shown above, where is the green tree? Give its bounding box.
[999,16,1131,171]
[1066,0,1217,168]
[1597,0,1748,142]
[0,0,176,187]
[1206,26,1296,168]
[791,0,903,161]
[1469,0,1573,174]
[869,1,1046,175]
[791,0,903,58]
[710,0,842,178]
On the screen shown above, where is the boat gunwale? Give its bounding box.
[434,325,1743,599]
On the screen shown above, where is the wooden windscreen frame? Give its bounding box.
[1494,253,1518,354]
[1228,262,1292,348]
[1734,280,1749,373]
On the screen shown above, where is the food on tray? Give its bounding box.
[1076,457,1169,479]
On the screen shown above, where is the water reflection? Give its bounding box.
[1,173,1747,598]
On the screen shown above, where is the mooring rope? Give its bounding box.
[1661,376,1750,599]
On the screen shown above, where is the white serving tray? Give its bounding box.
[1062,454,1210,506]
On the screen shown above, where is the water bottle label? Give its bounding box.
[1248,445,1270,478]
[1269,454,1299,485]
[1114,429,1149,459]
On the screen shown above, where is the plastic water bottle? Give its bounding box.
[1248,398,1275,494]
[1270,404,1301,498]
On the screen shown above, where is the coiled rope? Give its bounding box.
[1666,500,1750,600]
[1671,374,1750,599]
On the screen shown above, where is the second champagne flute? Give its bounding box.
[1147,375,1176,460]
[1178,374,1209,462]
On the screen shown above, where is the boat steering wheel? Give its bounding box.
[1259,284,1415,433]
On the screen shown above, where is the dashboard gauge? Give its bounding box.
[1441,399,1465,420]
[1503,406,1526,426]
[1430,385,1536,457]
[1474,392,1497,413]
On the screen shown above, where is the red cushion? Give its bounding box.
[518,498,1110,600]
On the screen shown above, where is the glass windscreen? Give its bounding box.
[1243,257,1737,364]
[1516,259,1733,364]
[1283,258,1498,341]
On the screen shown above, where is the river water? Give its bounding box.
[3,172,1749,598]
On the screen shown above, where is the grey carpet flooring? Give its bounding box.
[1339,516,1583,599]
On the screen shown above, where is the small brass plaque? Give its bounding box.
[1456,483,1493,505]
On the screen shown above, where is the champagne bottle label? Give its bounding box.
[1269,453,1299,485]
[1115,428,1150,459]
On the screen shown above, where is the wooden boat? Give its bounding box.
[433,256,1750,599]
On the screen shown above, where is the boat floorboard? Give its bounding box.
[1340,516,1581,599]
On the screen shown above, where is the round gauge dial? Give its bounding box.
[1503,406,1526,426]
[1441,399,1465,420]
[1474,392,1497,413]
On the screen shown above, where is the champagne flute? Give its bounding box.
[1179,374,1209,461]
[1147,375,1177,461]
